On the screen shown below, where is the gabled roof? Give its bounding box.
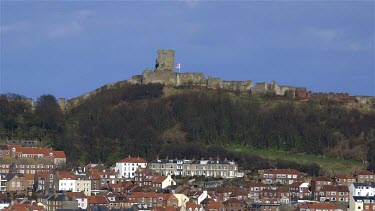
[6,173,25,181]
[185,201,203,210]
[58,171,77,180]
[312,176,331,181]
[37,172,49,179]
[66,191,86,198]
[352,196,375,201]
[244,182,268,188]
[117,157,147,163]
[53,151,66,158]
[321,185,349,192]
[298,203,341,209]
[357,170,375,175]
[222,198,246,205]
[290,182,303,188]
[263,169,302,175]
[335,174,355,179]
[88,196,109,204]
[24,173,35,181]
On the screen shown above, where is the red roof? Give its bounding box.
[66,192,86,198]
[290,182,303,188]
[88,196,109,204]
[53,151,66,158]
[335,174,355,179]
[263,169,302,175]
[37,172,49,179]
[321,185,349,192]
[357,170,374,175]
[58,171,76,180]
[117,156,147,163]
[299,203,341,209]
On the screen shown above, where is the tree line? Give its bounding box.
[0,84,374,175]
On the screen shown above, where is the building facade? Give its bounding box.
[149,158,239,179]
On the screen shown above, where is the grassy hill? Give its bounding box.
[1,84,374,176]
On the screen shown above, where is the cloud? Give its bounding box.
[304,26,370,52]
[305,27,338,42]
[47,21,83,38]
[0,21,31,34]
[182,0,200,8]
[47,9,92,39]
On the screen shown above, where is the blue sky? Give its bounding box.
[1,1,374,99]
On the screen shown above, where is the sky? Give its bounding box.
[1,1,374,100]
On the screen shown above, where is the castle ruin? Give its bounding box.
[128,49,305,99]
[9,49,373,111]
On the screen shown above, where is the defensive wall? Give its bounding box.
[5,49,374,110]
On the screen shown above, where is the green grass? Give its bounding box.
[229,145,367,175]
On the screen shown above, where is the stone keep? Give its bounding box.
[155,49,174,73]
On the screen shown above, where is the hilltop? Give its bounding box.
[0,50,374,175]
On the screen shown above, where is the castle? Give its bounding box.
[6,49,374,110]
[127,49,308,99]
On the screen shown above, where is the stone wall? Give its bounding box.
[221,80,252,92]
[176,73,206,86]
[142,70,177,86]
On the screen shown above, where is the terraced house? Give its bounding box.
[261,169,304,185]
[149,158,240,178]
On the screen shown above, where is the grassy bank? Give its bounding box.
[229,145,367,175]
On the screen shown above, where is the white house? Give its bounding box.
[115,156,147,179]
[57,171,91,196]
[349,196,375,211]
[349,182,375,197]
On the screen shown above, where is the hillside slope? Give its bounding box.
[1,84,374,175]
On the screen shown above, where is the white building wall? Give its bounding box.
[59,179,76,191]
[115,162,147,179]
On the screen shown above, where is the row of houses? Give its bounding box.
[115,157,242,180]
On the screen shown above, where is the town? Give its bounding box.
[0,141,373,211]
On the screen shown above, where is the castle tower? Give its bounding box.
[155,49,175,73]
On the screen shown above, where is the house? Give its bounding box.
[188,190,211,204]
[1,145,67,168]
[55,171,91,196]
[314,185,349,203]
[222,198,247,211]
[356,170,375,183]
[37,191,79,211]
[87,195,110,207]
[6,173,28,194]
[298,203,344,211]
[260,187,291,204]
[183,201,204,211]
[290,182,310,200]
[115,156,147,179]
[333,174,356,187]
[261,169,304,185]
[34,171,54,192]
[143,174,177,190]
[215,186,238,202]
[149,158,240,178]
[311,176,332,193]
[244,182,269,203]
[348,196,375,211]
[66,191,88,209]
[349,182,375,197]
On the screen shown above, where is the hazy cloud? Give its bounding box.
[47,21,83,38]
[305,27,339,42]
[304,26,370,51]
[0,21,30,34]
[47,9,92,39]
